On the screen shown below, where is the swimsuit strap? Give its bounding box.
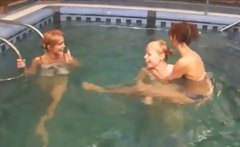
[39,56,44,64]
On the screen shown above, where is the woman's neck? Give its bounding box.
[176,43,191,56]
[45,51,60,60]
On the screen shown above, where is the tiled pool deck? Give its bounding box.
[1,1,240,20]
[0,1,239,52]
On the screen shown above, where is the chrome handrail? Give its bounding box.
[0,19,44,82]
[0,19,43,38]
[220,21,240,32]
[0,37,24,82]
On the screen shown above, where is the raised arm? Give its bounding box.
[65,50,80,68]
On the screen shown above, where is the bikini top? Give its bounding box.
[39,56,70,77]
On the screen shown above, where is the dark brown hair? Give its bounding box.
[168,21,199,45]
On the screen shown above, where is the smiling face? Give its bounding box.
[43,30,65,57]
[48,36,65,57]
[144,41,165,69]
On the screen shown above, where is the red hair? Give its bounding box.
[42,29,64,50]
[168,21,199,45]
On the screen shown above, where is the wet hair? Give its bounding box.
[156,39,173,61]
[168,21,199,45]
[42,29,64,50]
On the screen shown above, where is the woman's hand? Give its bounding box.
[65,50,80,68]
[16,59,26,68]
[65,49,73,63]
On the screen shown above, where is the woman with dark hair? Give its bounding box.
[82,39,198,105]
[151,21,213,102]
[83,22,213,105]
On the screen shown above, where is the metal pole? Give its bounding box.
[204,0,209,15]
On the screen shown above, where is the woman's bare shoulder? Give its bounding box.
[32,56,42,64]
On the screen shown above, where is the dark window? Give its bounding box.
[126,19,131,25]
[76,17,81,21]
[16,36,21,41]
[233,28,239,32]
[116,19,121,25]
[202,25,208,31]
[136,20,142,25]
[161,21,166,28]
[1,45,6,51]
[106,18,111,23]
[66,16,72,22]
[212,26,218,31]
[96,18,101,22]
[86,17,91,22]
[39,24,43,29]
[23,33,27,38]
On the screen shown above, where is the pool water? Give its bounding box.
[0,22,240,147]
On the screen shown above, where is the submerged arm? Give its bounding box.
[135,67,148,81]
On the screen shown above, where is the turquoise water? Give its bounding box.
[0,22,240,147]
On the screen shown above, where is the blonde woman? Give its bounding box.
[82,39,192,104]
[17,29,79,147]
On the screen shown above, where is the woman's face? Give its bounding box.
[48,36,65,57]
[144,42,164,69]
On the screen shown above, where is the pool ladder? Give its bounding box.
[0,19,43,38]
[0,37,25,82]
[220,21,240,32]
[0,19,43,82]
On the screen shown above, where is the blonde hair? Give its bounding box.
[156,39,173,61]
[42,29,64,50]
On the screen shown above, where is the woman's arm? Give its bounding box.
[135,67,150,82]
[68,57,80,68]
[167,59,188,80]
[65,50,80,68]
[151,59,188,81]
[25,57,40,75]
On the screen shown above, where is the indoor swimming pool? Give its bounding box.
[0,2,240,147]
[0,21,239,147]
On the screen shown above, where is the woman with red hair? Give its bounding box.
[82,22,213,105]
[151,21,213,102]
